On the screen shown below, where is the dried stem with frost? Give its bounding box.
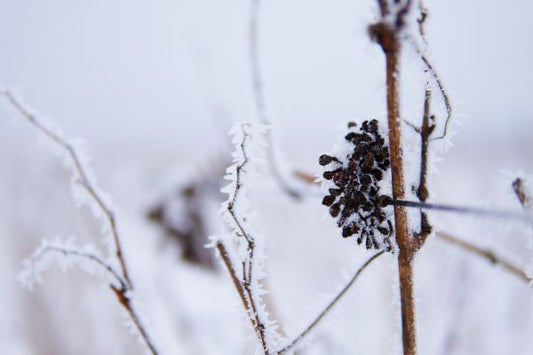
[276,251,384,354]
[369,2,420,354]
[436,232,531,284]
[217,124,275,354]
[2,90,158,355]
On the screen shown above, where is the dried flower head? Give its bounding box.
[320,119,394,251]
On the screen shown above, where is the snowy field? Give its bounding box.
[1,1,532,354]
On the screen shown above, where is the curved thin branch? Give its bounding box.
[249,0,303,200]
[277,251,385,354]
[404,36,452,140]
[2,90,131,286]
[436,232,531,285]
[224,124,271,353]
[30,245,127,289]
[2,90,158,355]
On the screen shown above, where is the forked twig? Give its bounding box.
[2,90,158,355]
[436,232,531,284]
[277,251,385,354]
[221,124,273,353]
[2,90,131,286]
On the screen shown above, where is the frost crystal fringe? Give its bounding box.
[213,122,284,353]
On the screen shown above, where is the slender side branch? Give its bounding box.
[29,245,126,289]
[404,36,452,140]
[2,91,158,355]
[110,286,159,355]
[215,242,253,318]
[249,0,303,199]
[224,125,272,353]
[277,251,385,354]
[436,232,531,284]
[2,90,131,286]
[412,87,435,250]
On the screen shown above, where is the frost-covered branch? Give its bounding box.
[410,87,435,250]
[277,251,384,354]
[404,34,452,140]
[215,122,282,354]
[249,0,311,199]
[2,90,158,355]
[1,90,131,286]
[436,232,531,284]
[19,239,126,290]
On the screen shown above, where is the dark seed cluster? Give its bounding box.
[320,119,394,251]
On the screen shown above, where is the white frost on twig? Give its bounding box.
[212,122,284,352]
[18,238,124,291]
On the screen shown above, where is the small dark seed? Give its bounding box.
[322,194,336,206]
[373,169,383,181]
[329,203,341,217]
[319,154,334,166]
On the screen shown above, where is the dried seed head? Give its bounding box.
[320,120,394,251]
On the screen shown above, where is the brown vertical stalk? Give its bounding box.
[370,12,417,354]
[386,36,417,355]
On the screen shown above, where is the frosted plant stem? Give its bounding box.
[2,90,158,355]
[385,199,533,223]
[1,91,131,286]
[404,35,452,140]
[276,251,384,354]
[370,1,418,354]
[437,232,532,284]
[249,0,302,199]
[224,125,272,354]
[31,245,126,289]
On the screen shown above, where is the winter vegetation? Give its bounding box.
[1,0,533,354]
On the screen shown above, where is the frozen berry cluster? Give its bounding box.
[320,120,393,251]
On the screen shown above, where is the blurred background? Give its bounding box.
[0,0,532,354]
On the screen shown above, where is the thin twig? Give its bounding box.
[436,232,532,284]
[110,286,160,355]
[2,90,158,355]
[412,87,435,250]
[224,124,272,353]
[31,245,127,290]
[215,241,252,318]
[2,90,131,286]
[277,251,385,354]
[249,0,302,199]
[404,36,452,140]
[384,198,532,223]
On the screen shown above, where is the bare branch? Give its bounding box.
[223,123,276,353]
[1,90,131,286]
[24,244,126,289]
[249,0,305,200]
[436,232,531,284]
[277,251,384,354]
[404,36,452,140]
[110,286,160,355]
[215,241,255,319]
[2,90,158,355]
[412,87,435,250]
